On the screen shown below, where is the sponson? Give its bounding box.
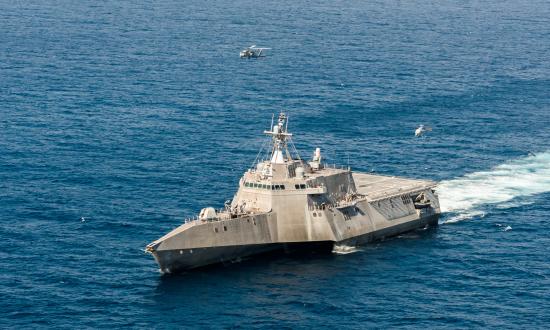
[146,112,440,273]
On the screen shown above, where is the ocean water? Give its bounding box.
[1,0,549,328]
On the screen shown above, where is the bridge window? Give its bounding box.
[270,184,286,190]
[247,183,274,189]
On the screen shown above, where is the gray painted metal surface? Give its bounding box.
[146,113,441,273]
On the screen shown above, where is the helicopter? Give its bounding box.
[415,125,432,137]
[240,45,271,58]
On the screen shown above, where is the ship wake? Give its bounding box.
[437,151,550,223]
[332,244,362,255]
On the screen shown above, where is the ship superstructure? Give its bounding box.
[146,113,440,273]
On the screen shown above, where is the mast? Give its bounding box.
[263,112,293,164]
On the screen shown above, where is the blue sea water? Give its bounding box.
[1,0,550,328]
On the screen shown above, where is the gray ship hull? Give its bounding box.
[153,243,280,273]
[147,112,441,273]
[152,212,439,273]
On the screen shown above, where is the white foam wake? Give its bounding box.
[437,151,550,222]
[332,244,361,255]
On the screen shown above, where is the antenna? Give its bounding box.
[285,115,289,132]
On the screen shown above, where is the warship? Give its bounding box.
[146,113,440,273]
